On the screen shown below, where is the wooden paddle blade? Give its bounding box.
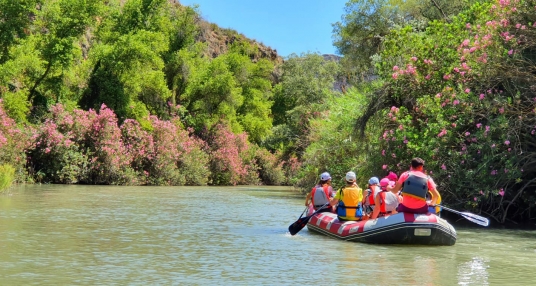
[288,215,312,235]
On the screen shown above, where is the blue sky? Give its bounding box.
[178,0,348,57]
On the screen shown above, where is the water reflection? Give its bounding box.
[0,185,535,285]
[457,257,489,286]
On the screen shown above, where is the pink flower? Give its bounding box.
[443,74,451,80]
[474,197,477,201]
[436,93,442,98]
[479,94,485,100]
[491,144,496,148]
[382,150,386,156]
[393,66,399,71]
[441,164,446,170]
[491,170,497,175]
[466,23,471,29]
[382,164,388,170]
[411,57,417,61]
[462,39,470,46]
[499,107,504,114]
[451,123,457,128]
[464,88,470,93]
[505,140,510,145]
[499,189,505,196]
[465,132,470,136]
[437,129,447,137]
[392,73,399,79]
[476,123,482,128]
[453,100,460,105]
[508,50,514,55]
[391,153,396,158]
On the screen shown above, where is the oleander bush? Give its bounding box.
[362,0,536,222]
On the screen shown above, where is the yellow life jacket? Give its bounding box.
[336,186,363,220]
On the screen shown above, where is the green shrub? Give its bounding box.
[0,164,15,191]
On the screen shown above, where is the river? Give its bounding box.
[0,185,535,285]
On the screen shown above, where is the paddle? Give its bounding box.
[288,203,330,236]
[437,205,490,227]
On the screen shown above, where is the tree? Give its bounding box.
[333,0,478,83]
[269,53,340,156]
[0,0,37,64]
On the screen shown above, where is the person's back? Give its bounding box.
[330,171,364,221]
[305,172,334,212]
[363,177,380,214]
[389,158,440,214]
[371,178,399,219]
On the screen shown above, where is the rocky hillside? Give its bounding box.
[195,18,283,65]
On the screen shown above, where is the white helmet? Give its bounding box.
[345,171,356,182]
[320,172,331,181]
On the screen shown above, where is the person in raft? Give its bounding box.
[330,171,364,221]
[370,178,400,219]
[304,172,335,213]
[362,177,381,215]
[388,157,440,214]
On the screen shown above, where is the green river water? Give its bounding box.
[0,185,535,285]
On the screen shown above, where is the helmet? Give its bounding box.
[320,172,331,181]
[380,178,390,188]
[387,171,398,181]
[368,177,379,185]
[345,171,356,182]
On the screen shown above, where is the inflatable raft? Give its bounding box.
[306,211,456,246]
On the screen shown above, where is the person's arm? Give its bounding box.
[388,181,402,195]
[305,192,312,206]
[330,189,341,206]
[371,194,381,219]
[428,188,440,206]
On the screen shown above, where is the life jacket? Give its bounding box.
[401,171,429,201]
[427,190,442,214]
[378,190,399,214]
[311,185,330,208]
[367,185,380,206]
[336,186,363,220]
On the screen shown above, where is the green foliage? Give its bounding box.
[0,0,38,63]
[341,0,536,222]
[0,0,308,189]
[297,84,384,190]
[333,0,479,83]
[0,163,15,191]
[1,90,31,123]
[269,53,340,156]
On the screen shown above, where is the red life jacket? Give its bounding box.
[379,191,388,213]
[368,185,380,206]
